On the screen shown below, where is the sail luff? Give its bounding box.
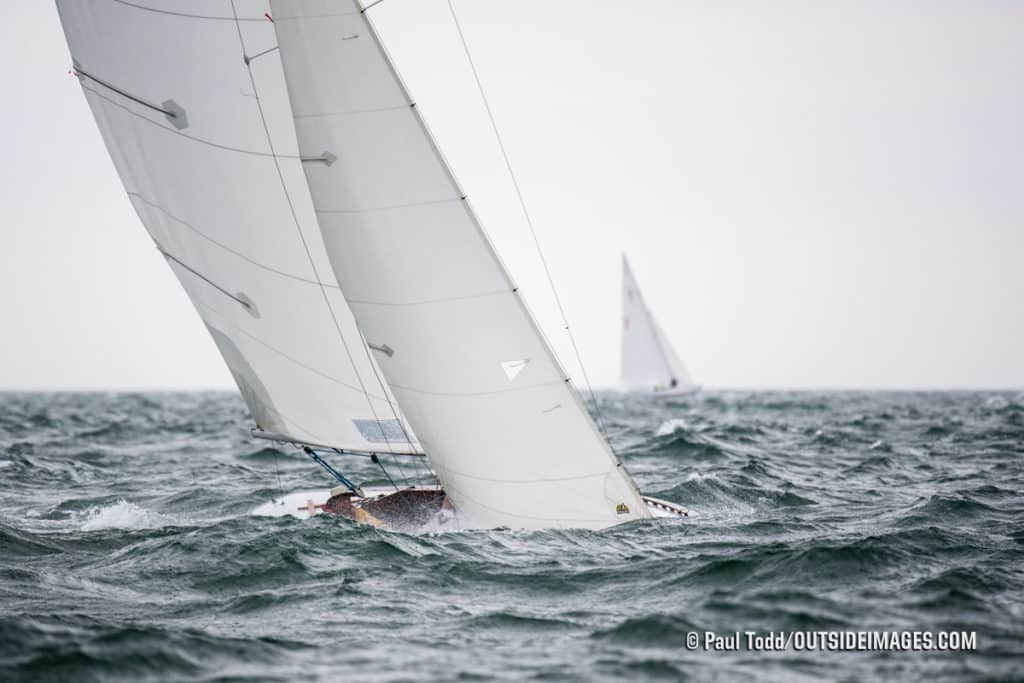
[271,0,650,528]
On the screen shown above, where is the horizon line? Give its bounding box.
[0,385,1020,394]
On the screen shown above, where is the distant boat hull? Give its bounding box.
[652,384,702,398]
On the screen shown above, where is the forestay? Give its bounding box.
[56,0,419,454]
[621,255,697,392]
[271,0,649,529]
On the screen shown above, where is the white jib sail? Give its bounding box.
[271,0,650,529]
[621,255,697,393]
[56,0,420,454]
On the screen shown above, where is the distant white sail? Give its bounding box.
[271,0,650,529]
[621,255,698,394]
[56,0,419,454]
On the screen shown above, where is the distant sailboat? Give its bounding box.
[57,0,686,530]
[621,256,700,397]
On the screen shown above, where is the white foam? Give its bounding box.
[984,396,1010,410]
[656,418,688,437]
[79,500,171,531]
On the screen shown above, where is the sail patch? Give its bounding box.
[161,99,189,130]
[235,292,260,318]
[353,419,409,444]
[368,342,394,358]
[500,359,529,382]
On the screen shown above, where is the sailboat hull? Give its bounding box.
[652,384,702,398]
[253,487,686,527]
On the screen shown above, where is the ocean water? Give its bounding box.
[0,391,1022,682]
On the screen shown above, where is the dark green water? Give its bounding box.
[1,391,1021,682]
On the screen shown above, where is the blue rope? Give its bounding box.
[303,447,361,496]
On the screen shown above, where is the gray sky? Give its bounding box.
[1,1,1021,390]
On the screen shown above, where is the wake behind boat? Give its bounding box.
[58,0,689,531]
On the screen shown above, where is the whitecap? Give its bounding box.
[656,419,688,437]
[984,396,1010,410]
[79,500,172,531]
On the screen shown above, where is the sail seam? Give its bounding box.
[293,103,410,120]
[111,0,268,22]
[390,379,564,398]
[346,289,509,308]
[192,298,391,401]
[81,84,298,159]
[315,196,462,215]
[433,463,609,484]
[128,192,335,288]
[272,12,361,22]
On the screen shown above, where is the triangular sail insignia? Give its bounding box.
[500,359,529,382]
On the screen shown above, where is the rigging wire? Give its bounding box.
[228,1,418,485]
[444,0,617,448]
[272,448,284,500]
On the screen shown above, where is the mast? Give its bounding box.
[271,1,650,529]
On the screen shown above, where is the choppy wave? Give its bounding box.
[0,390,1021,681]
[77,500,177,532]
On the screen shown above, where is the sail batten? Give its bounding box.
[127,192,332,286]
[272,0,650,529]
[58,0,420,454]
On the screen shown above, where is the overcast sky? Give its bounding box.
[1,1,1021,390]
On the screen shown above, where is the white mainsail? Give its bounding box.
[56,0,420,454]
[271,0,650,529]
[621,255,698,394]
